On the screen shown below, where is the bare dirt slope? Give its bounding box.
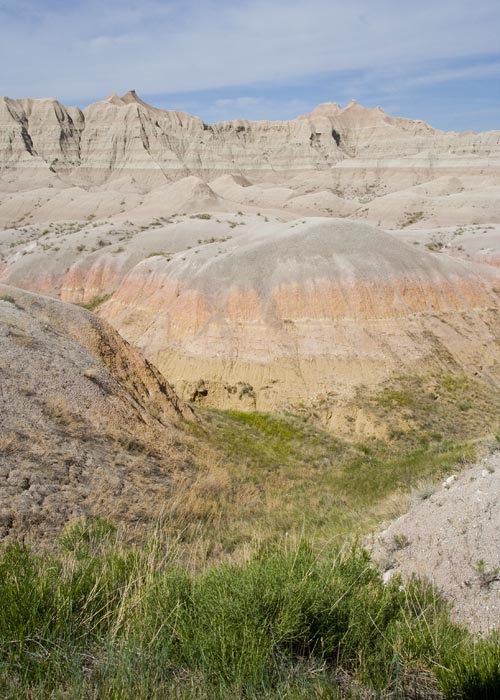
[99,217,500,415]
[372,449,500,633]
[0,284,195,545]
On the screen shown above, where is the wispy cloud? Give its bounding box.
[405,61,500,87]
[203,96,311,122]
[214,97,262,108]
[0,0,499,130]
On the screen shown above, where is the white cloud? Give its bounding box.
[0,0,499,105]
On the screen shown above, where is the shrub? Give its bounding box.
[78,294,112,311]
[0,533,499,698]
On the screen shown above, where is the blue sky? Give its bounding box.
[0,0,499,131]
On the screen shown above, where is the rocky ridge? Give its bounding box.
[1,91,498,183]
[0,91,499,229]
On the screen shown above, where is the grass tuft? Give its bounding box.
[78,294,112,311]
[0,531,499,698]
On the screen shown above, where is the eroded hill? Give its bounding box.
[0,91,499,229]
[96,218,500,422]
[0,284,195,544]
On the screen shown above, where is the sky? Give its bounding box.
[0,0,499,132]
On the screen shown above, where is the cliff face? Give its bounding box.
[1,91,498,188]
[1,90,499,232]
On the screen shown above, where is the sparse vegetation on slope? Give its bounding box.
[400,210,425,228]
[114,370,496,567]
[359,373,500,450]
[78,293,112,310]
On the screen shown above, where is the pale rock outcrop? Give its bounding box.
[1,92,498,225]
[372,451,500,633]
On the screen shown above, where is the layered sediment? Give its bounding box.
[1,91,499,230]
[100,218,500,413]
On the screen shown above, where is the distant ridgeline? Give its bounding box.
[1,91,498,187]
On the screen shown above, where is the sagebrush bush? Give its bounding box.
[0,523,499,699]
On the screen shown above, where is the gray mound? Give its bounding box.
[161,218,490,296]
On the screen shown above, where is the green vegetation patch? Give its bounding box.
[78,293,112,311]
[186,408,476,549]
[178,371,500,552]
[0,525,499,699]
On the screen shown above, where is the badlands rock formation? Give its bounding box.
[0,91,499,228]
[1,92,500,420]
[0,284,194,544]
[99,218,500,416]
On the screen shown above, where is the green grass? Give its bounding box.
[1,524,499,699]
[0,294,18,306]
[184,407,477,549]
[78,293,112,311]
[124,406,477,571]
[157,371,499,567]
[207,409,342,471]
